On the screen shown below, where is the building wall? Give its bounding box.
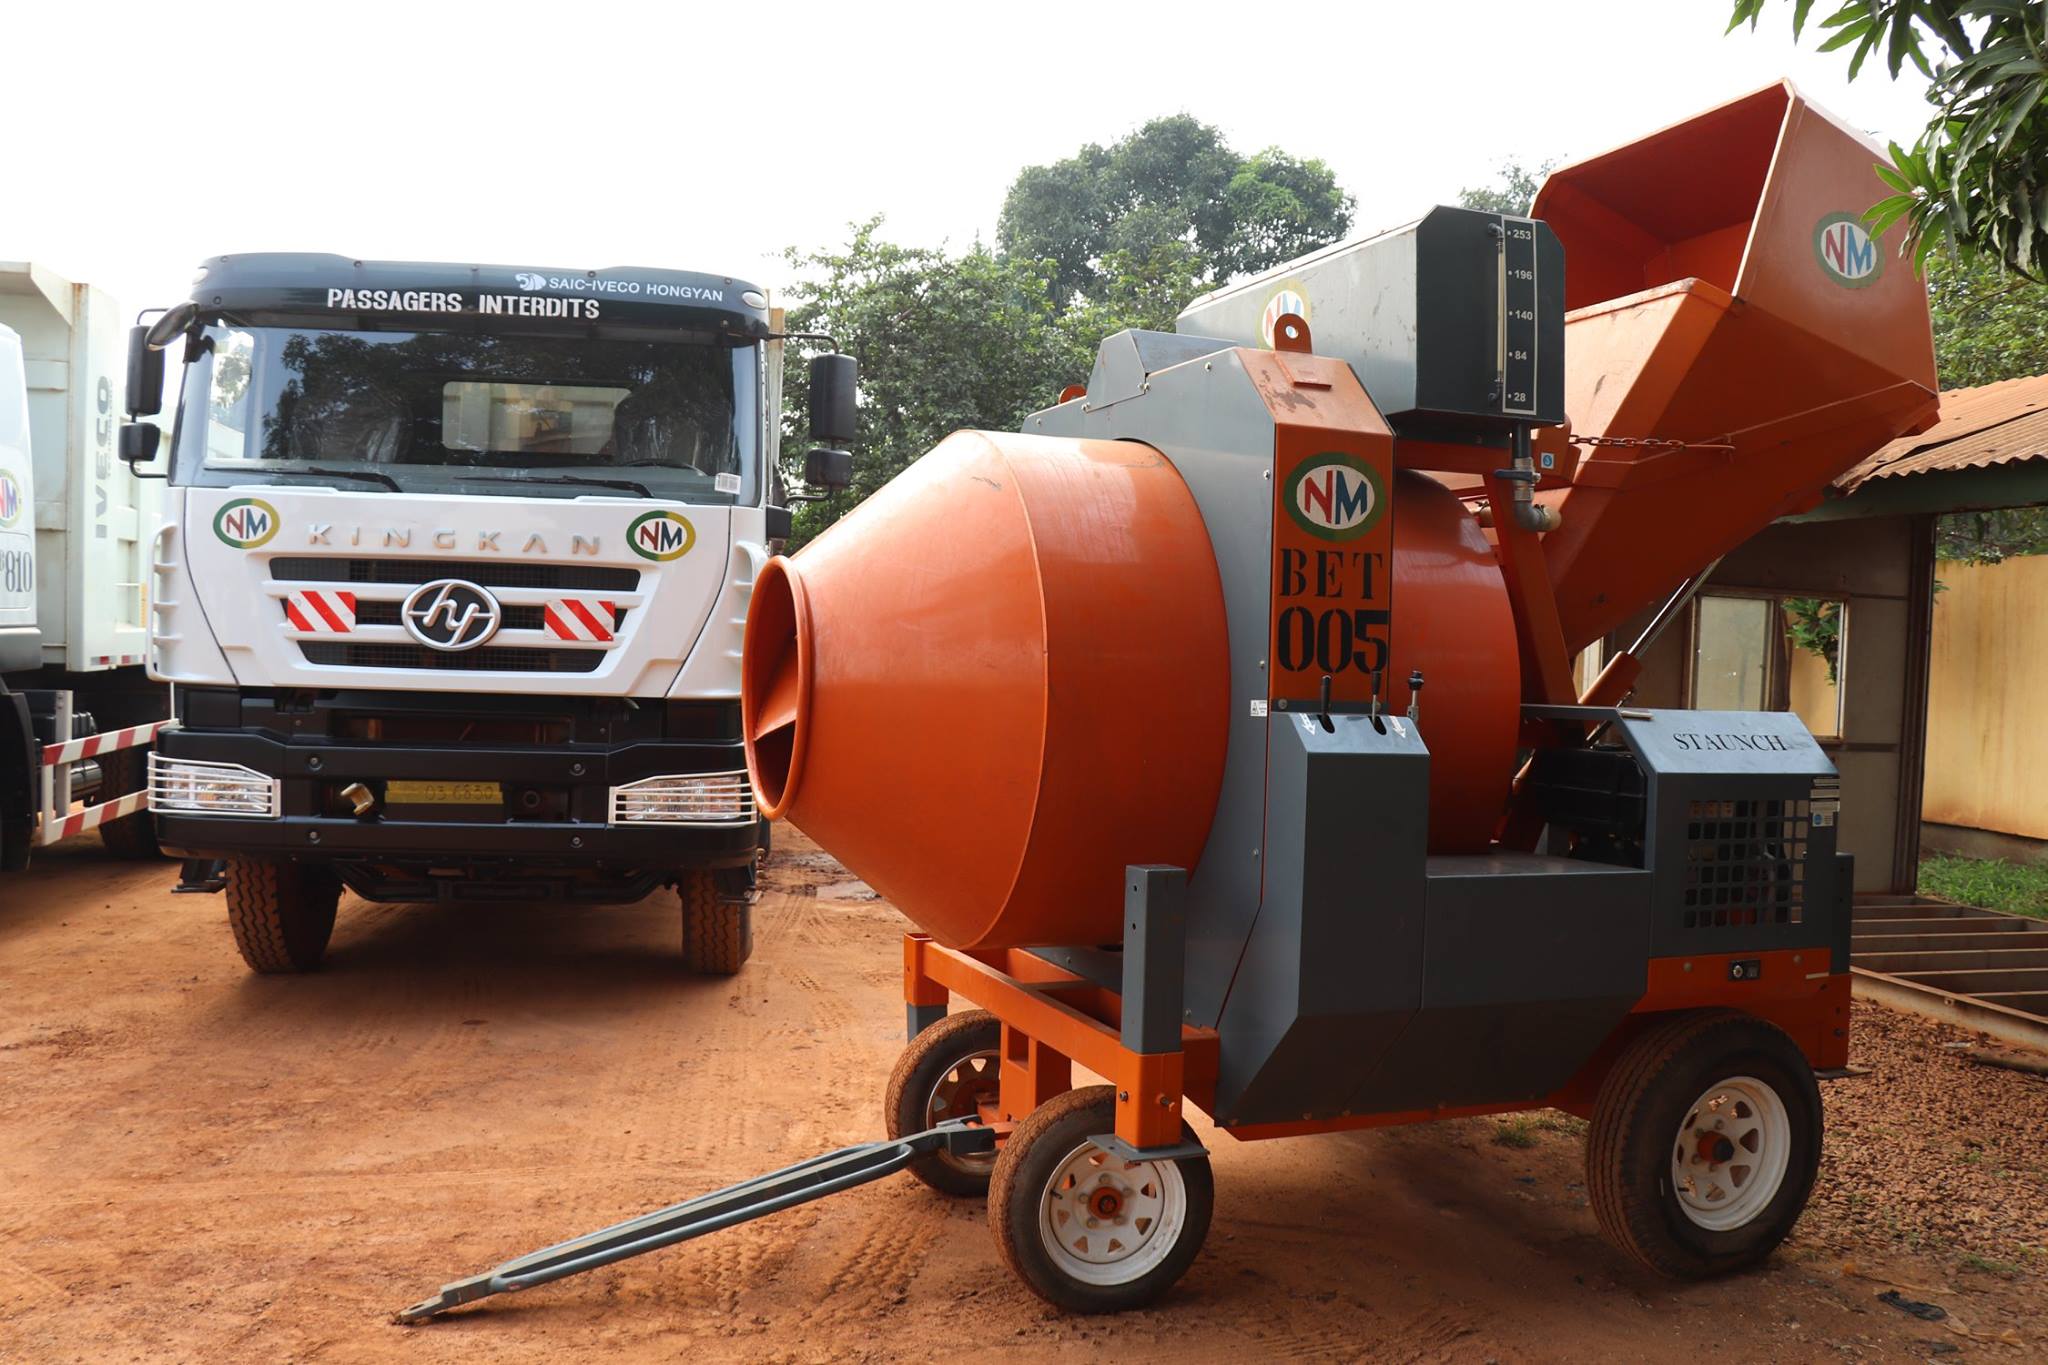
[1621,515,1930,892]
[1923,555,2048,840]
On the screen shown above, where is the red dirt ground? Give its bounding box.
[2,828,2042,1362]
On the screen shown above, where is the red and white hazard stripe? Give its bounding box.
[543,598,618,643]
[42,719,171,768]
[37,789,150,845]
[284,589,357,634]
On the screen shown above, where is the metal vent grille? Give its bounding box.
[299,642,606,673]
[268,558,639,592]
[1681,798,1808,929]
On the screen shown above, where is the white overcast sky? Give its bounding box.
[10,1,1934,313]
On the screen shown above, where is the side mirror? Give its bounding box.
[119,422,161,466]
[804,446,852,493]
[126,325,164,418]
[807,353,857,447]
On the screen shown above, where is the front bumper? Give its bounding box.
[153,726,759,867]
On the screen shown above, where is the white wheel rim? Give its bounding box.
[1037,1138,1187,1285]
[1670,1075,1792,1231]
[923,1050,999,1174]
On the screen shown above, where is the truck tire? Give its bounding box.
[679,867,753,975]
[1586,1010,1823,1279]
[96,745,163,860]
[225,858,342,974]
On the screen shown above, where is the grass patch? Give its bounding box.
[1919,855,2048,920]
[1961,1253,2023,1278]
[1491,1116,1539,1149]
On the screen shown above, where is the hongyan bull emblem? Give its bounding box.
[401,579,503,652]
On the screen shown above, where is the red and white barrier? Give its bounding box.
[543,598,618,643]
[37,789,150,846]
[42,719,171,768]
[284,589,357,634]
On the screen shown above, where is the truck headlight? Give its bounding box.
[608,772,754,826]
[148,754,282,819]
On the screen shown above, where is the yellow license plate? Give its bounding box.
[385,780,503,805]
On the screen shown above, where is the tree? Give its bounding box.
[775,221,1088,546]
[998,115,1353,302]
[1927,249,2048,389]
[1728,1,2048,278]
[778,121,1359,546]
[1456,159,1557,216]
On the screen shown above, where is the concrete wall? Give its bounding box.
[1923,555,2048,840]
[1622,515,1930,893]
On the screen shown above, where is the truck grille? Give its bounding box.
[299,642,606,673]
[268,557,639,592]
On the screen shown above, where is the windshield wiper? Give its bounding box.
[254,465,404,491]
[465,474,654,498]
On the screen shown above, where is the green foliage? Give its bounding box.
[1928,248,2048,386]
[1728,1,2048,279]
[1919,853,2048,919]
[780,118,1355,545]
[1936,505,2048,560]
[775,221,1087,547]
[1780,597,1843,681]
[1456,160,1558,216]
[997,115,1354,301]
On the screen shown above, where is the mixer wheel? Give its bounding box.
[885,1010,1001,1196]
[1586,1010,1821,1279]
[988,1085,1212,1313]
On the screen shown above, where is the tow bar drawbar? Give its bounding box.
[396,1119,995,1323]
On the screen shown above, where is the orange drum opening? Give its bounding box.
[741,556,811,821]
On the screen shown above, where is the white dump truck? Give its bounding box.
[121,255,854,976]
[0,263,169,873]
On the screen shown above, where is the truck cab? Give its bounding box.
[126,255,852,974]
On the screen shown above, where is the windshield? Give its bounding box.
[170,324,759,502]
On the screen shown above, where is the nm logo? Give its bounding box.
[213,497,280,549]
[0,471,22,528]
[1284,454,1385,543]
[628,510,696,561]
[1814,213,1882,288]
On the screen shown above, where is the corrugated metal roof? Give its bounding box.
[1839,371,2048,492]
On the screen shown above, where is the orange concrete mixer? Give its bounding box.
[403,83,1940,1325]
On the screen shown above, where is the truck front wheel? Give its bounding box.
[96,746,163,860]
[225,858,342,974]
[678,867,753,975]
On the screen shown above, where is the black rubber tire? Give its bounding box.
[988,1084,1213,1313]
[679,868,753,975]
[1586,1010,1824,1279]
[95,746,163,860]
[225,858,341,974]
[884,1010,1001,1197]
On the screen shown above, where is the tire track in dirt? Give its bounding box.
[806,1198,944,1327]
